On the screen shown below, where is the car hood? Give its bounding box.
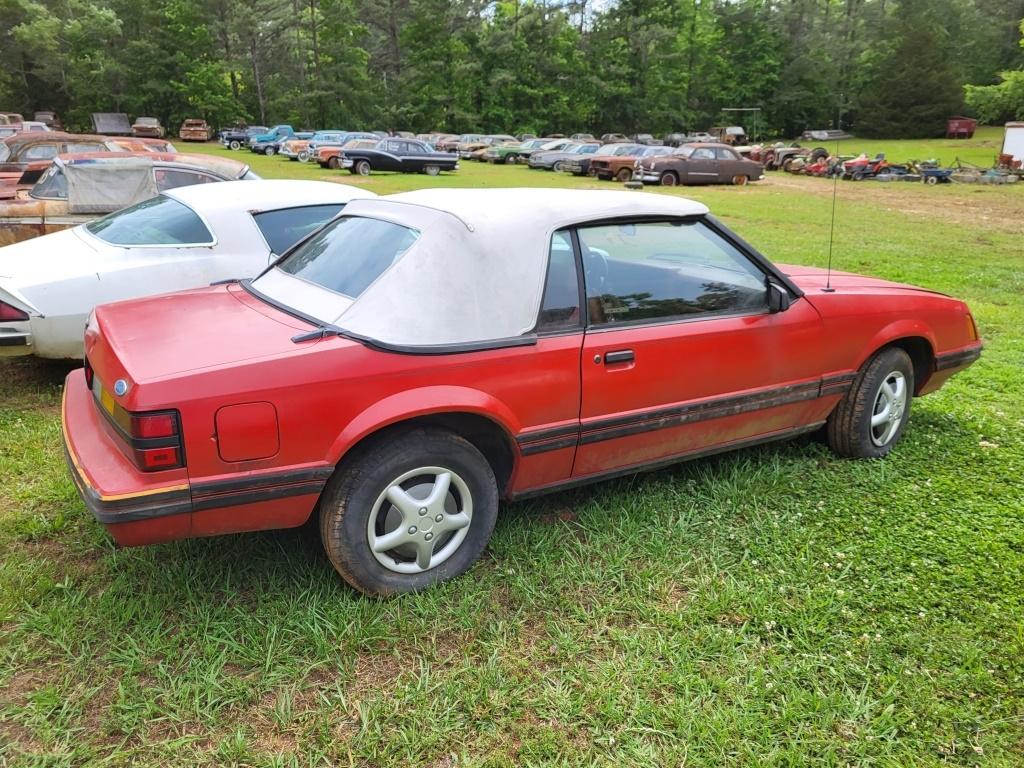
[777,264,947,296]
[89,283,346,383]
[534,151,574,161]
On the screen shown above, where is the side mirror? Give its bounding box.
[767,281,791,313]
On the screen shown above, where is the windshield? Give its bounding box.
[275,216,419,300]
[86,196,214,246]
[674,146,695,158]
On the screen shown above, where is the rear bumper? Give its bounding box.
[62,369,191,538]
[0,324,32,356]
[62,368,330,546]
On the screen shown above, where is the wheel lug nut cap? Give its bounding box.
[408,526,417,534]
[435,514,443,523]
[419,508,427,516]
[424,532,433,541]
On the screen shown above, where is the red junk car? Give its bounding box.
[62,189,982,595]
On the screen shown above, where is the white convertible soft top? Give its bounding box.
[253,188,709,349]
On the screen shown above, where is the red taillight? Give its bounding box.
[131,413,177,439]
[135,445,182,470]
[84,357,94,389]
[127,409,183,471]
[0,300,28,322]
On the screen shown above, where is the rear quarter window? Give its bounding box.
[86,196,214,246]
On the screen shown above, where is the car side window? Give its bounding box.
[404,142,423,154]
[691,148,716,160]
[386,140,402,153]
[536,230,582,333]
[252,204,345,255]
[578,220,768,326]
[715,148,738,160]
[23,144,58,160]
[154,169,221,192]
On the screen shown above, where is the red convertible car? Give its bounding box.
[61,189,982,595]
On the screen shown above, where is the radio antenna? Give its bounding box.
[822,139,840,293]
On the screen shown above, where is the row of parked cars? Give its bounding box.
[242,129,765,186]
[0,154,982,595]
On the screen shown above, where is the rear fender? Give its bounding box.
[326,385,522,465]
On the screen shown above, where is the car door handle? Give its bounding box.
[604,349,635,365]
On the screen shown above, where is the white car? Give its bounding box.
[0,180,375,359]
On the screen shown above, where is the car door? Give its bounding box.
[714,147,744,182]
[682,147,719,184]
[380,141,404,171]
[573,218,826,479]
[401,141,426,172]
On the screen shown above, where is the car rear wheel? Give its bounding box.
[229,140,241,151]
[615,167,633,183]
[827,347,914,459]
[319,428,499,596]
[356,160,371,176]
[424,165,440,176]
[327,156,340,170]
[732,174,748,186]
[659,171,678,187]
[264,146,276,156]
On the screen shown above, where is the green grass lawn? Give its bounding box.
[1,137,1022,766]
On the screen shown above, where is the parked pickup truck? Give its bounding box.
[248,125,313,156]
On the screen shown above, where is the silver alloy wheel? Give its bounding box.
[367,466,473,574]
[870,370,907,446]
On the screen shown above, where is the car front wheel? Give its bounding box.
[356,160,371,176]
[319,429,499,596]
[660,172,678,187]
[264,146,276,156]
[229,140,241,150]
[827,347,914,458]
[424,164,440,176]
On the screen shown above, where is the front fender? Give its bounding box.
[853,317,936,371]
[326,385,522,465]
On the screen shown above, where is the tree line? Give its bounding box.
[1,0,1022,139]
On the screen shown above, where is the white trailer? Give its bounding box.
[1002,122,1024,164]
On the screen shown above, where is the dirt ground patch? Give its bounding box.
[763,174,1024,236]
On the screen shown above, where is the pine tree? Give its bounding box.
[858,0,965,138]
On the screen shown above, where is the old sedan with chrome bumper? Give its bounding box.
[62,188,982,596]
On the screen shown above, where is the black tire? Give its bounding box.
[327,156,340,170]
[355,160,371,176]
[264,146,276,156]
[553,161,564,172]
[827,347,914,459]
[615,167,632,183]
[320,428,499,596]
[810,147,829,162]
[659,171,678,187]
[228,140,241,151]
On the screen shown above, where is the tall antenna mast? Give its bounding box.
[823,138,840,293]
